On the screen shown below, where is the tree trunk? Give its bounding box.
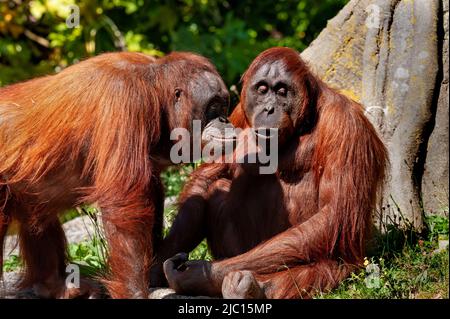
[301,0,448,229]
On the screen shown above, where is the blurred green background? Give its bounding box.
[0,0,347,90]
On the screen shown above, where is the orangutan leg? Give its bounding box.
[222,260,355,299]
[18,216,100,298]
[101,205,155,298]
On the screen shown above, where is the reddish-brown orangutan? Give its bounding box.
[155,47,388,299]
[0,51,232,298]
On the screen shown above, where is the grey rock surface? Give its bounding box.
[422,0,449,216]
[1,272,36,299]
[302,0,448,227]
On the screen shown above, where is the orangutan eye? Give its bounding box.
[175,89,182,102]
[277,87,287,96]
[257,84,268,94]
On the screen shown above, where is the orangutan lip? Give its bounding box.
[254,128,276,139]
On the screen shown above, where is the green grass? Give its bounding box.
[318,214,449,299]
[319,242,448,299]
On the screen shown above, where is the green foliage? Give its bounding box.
[68,239,107,277]
[2,254,21,272]
[71,206,108,277]
[59,207,80,223]
[425,214,449,241]
[0,0,348,87]
[189,239,212,261]
[161,164,196,198]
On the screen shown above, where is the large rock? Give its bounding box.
[302,0,447,228]
[422,0,449,216]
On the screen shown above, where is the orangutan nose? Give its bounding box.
[264,105,275,115]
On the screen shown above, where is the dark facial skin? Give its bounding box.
[244,60,297,143]
[180,70,230,127]
[153,68,235,165]
[175,70,235,148]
